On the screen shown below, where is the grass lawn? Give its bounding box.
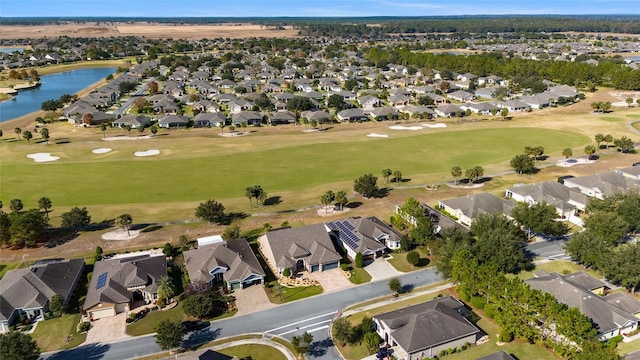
[387,247,431,272]
[349,267,372,284]
[0,127,588,216]
[31,313,86,352]
[632,121,640,131]
[267,285,323,304]
[517,260,602,280]
[618,338,640,356]
[126,302,185,336]
[219,344,287,360]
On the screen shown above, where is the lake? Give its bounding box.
[0,67,116,122]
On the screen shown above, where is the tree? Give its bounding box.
[433,227,473,278]
[291,332,313,356]
[137,125,145,136]
[584,144,596,159]
[471,212,530,274]
[10,199,23,213]
[9,209,48,247]
[327,94,347,110]
[511,201,568,238]
[0,212,12,246]
[286,96,314,113]
[61,207,91,230]
[40,128,49,144]
[155,320,183,351]
[392,170,402,183]
[594,133,605,150]
[333,318,352,346]
[182,293,225,318]
[353,174,378,198]
[584,211,629,246]
[49,294,66,316]
[465,166,484,183]
[157,276,176,303]
[363,332,382,353]
[222,224,240,240]
[627,97,634,107]
[0,331,40,360]
[320,190,335,212]
[37,197,52,220]
[245,187,254,209]
[124,125,132,137]
[335,191,348,211]
[355,252,364,268]
[604,134,613,148]
[115,214,133,236]
[14,127,21,140]
[510,154,536,174]
[614,136,635,153]
[195,199,226,224]
[22,130,33,144]
[562,147,573,163]
[148,81,159,95]
[381,169,392,184]
[406,250,420,266]
[412,217,434,245]
[450,166,462,185]
[388,277,402,294]
[150,125,158,136]
[100,123,108,139]
[500,107,509,119]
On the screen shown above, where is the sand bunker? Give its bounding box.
[389,125,423,131]
[101,229,141,240]
[556,158,596,168]
[92,148,112,154]
[26,153,60,162]
[422,123,447,128]
[367,133,389,138]
[220,132,247,137]
[134,149,160,157]
[103,135,152,141]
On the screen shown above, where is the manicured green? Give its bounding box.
[600,117,623,122]
[219,344,287,360]
[31,313,86,351]
[126,303,185,336]
[517,260,602,280]
[268,285,323,304]
[618,338,640,356]
[0,128,588,209]
[387,247,431,272]
[349,267,372,284]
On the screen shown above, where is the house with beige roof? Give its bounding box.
[0,259,84,333]
[438,193,516,227]
[258,224,342,276]
[183,238,265,291]
[83,254,166,320]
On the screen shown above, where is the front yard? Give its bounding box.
[31,313,87,352]
[266,283,323,304]
[219,344,287,360]
[386,247,431,272]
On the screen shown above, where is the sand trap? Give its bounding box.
[101,229,140,240]
[134,149,160,157]
[389,125,423,131]
[92,148,112,154]
[103,135,153,141]
[219,132,248,137]
[422,123,447,128]
[556,158,596,167]
[317,207,350,217]
[367,133,389,138]
[26,153,60,162]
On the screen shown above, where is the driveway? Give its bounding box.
[365,257,402,281]
[233,285,275,316]
[305,268,354,293]
[83,311,129,344]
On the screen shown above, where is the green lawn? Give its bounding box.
[517,260,602,280]
[31,313,86,352]
[219,344,287,360]
[387,247,431,272]
[267,285,323,304]
[618,338,640,356]
[126,302,185,336]
[349,267,372,284]
[0,127,588,212]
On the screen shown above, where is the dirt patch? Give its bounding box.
[101,229,141,241]
[316,207,350,217]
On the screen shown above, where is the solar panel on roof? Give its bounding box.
[344,222,355,230]
[96,272,108,289]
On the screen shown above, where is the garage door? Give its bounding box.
[311,264,320,272]
[322,262,339,270]
[90,306,115,320]
[230,282,241,290]
[115,303,128,314]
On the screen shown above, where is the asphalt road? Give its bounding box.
[42,239,566,360]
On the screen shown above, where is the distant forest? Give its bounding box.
[3,16,640,35]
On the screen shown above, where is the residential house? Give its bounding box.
[301,110,331,124]
[192,100,220,113]
[269,111,296,125]
[357,95,381,110]
[83,254,167,320]
[258,224,342,276]
[112,114,151,129]
[477,351,516,360]
[193,112,226,127]
[474,87,499,99]
[438,193,516,227]
[337,108,368,122]
[367,107,399,121]
[401,106,435,119]
[505,181,587,226]
[232,111,263,126]
[435,104,461,118]
[395,203,468,234]
[494,100,529,112]
[158,115,189,128]
[526,271,640,340]
[228,99,254,114]
[0,259,84,333]
[520,95,550,109]
[448,90,475,102]
[374,296,481,360]
[325,217,400,259]
[460,102,499,115]
[562,171,640,199]
[183,238,266,291]
[616,166,640,181]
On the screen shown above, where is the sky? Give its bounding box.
[1,0,639,17]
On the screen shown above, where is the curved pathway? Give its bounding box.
[626,120,640,135]
[201,336,296,360]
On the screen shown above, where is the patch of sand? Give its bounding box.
[219,132,248,137]
[445,182,485,189]
[134,149,160,157]
[101,229,141,241]
[92,148,112,154]
[103,135,152,141]
[367,133,389,138]
[26,153,60,162]
[556,158,596,167]
[422,123,447,128]
[317,207,351,217]
[388,125,423,131]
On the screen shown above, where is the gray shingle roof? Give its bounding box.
[440,193,516,219]
[477,351,516,360]
[262,224,341,269]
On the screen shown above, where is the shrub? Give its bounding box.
[156,298,166,307]
[406,251,420,266]
[608,335,624,348]
[470,296,486,310]
[340,263,350,271]
[282,267,291,278]
[389,215,407,230]
[500,330,514,343]
[458,290,471,302]
[484,303,497,319]
[355,252,364,268]
[79,322,90,332]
